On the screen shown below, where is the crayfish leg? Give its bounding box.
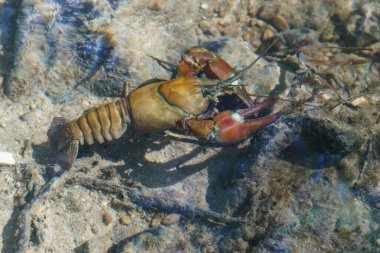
[238,97,276,117]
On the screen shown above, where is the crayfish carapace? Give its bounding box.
[48,46,280,169]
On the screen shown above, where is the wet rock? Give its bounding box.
[300,115,364,155]
[0,0,379,252]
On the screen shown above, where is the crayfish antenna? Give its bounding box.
[217,38,281,87]
[47,117,78,169]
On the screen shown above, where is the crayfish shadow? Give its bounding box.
[32,141,66,177]
[128,145,246,191]
[31,133,251,213]
[76,133,206,188]
[81,132,249,214]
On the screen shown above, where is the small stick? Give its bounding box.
[71,176,246,224]
[324,46,373,52]
[251,94,324,110]
[306,58,368,67]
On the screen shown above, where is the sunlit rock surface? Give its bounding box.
[0,0,379,252]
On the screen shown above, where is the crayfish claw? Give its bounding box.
[211,111,280,145]
[185,98,280,145]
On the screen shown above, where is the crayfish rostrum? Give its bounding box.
[48,46,280,169]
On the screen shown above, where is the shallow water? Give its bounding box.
[0,0,379,252]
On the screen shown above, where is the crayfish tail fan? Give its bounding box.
[47,117,78,169]
[57,140,79,169]
[47,117,67,141]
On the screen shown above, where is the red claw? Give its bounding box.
[185,98,280,145]
[210,110,280,145]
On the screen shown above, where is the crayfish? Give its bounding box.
[48,46,280,169]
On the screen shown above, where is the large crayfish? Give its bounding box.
[48,47,280,169]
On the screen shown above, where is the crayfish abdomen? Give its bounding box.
[48,98,130,168]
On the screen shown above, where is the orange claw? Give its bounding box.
[177,46,255,106]
[177,46,237,80]
[185,99,280,145]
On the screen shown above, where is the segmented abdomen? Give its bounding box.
[67,98,130,145]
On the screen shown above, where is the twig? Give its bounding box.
[70,176,246,224]
[16,170,71,252]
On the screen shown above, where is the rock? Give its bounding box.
[0,152,15,165]
[1,0,379,252]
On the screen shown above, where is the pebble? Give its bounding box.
[350,96,368,106]
[102,211,113,225]
[262,29,274,41]
[148,0,167,11]
[0,152,15,165]
[199,21,217,36]
[242,31,251,41]
[161,213,181,226]
[200,3,208,10]
[90,225,100,235]
[270,15,289,31]
[119,214,132,226]
[319,92,335,101]
[218,18,232,27]
[82,100,90,107]
[150,212,164,228]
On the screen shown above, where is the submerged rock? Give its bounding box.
[0,0,379,252]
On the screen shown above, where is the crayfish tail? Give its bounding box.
[47,117,78,169]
